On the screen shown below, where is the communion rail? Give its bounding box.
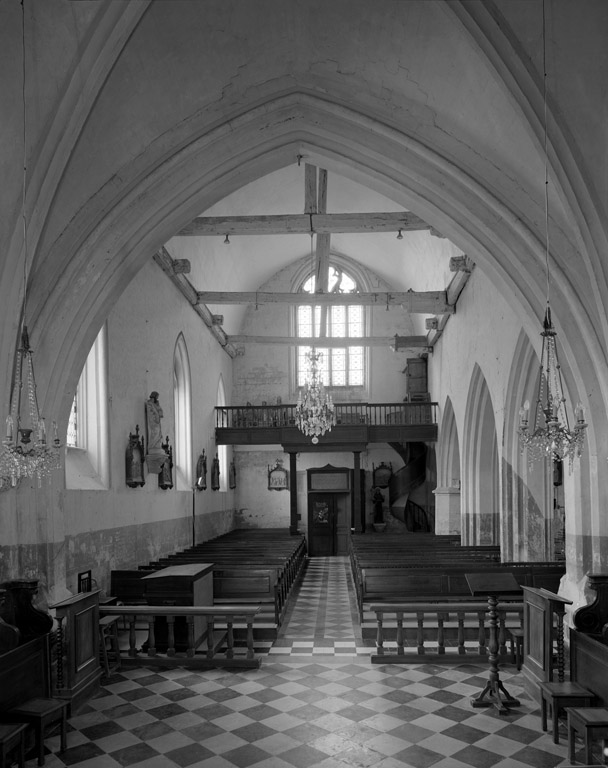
[370,601,523,665]
[99,604,261,669]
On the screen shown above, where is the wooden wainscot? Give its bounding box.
[569,573,608,705]
[51,591,102,713]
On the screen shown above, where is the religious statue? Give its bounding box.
[158,436,173,490]
[125,425,145,487]
[211,454,220,490]
[145,391,166,473]
[372,487,385,524]
[195,450,207,490]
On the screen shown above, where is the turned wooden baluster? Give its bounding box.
[186,616,195,657]
[477,611,487,655]
[375,612,384,656]
[396,612,404,656]
[246,614,255,660]
[206,616,214,659]
[147,618,156,656]
[417,611,424,654]
[226,615,234,659]
[437,612,445,655]
[128,616,138,657]
[166,615,176,657]
[457,612,466,655]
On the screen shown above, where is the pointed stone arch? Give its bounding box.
[434,397,461,536]
[462,365,499,546]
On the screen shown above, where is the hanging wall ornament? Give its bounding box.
[195,450,207,490]
[211,454,220,490]
[229,459,236,490]
[125,426,145,488]
[158,436,173,490]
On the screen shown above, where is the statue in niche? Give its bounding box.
[145,391,166,473]
[211,454,220,490]
[196,450,207,490]
[372,487,385,525]
[126,425,145,487]
[158,436,173,490]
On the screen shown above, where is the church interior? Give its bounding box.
[1,1,608,766]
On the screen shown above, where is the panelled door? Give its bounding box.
[309,493,337,556]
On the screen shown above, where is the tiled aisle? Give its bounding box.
[269,556,371,657]
[29,557,591,767]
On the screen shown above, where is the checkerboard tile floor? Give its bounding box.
[24,557,599,766]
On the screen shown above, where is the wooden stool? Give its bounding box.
[567,707,608,765]
[4,698,68,766]
[99,615,121,677]
[508,627,524,670]
[0,722,29,768]
[539,681,596,744]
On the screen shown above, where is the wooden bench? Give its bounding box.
[0,634,69,766]
[356,563,565,622]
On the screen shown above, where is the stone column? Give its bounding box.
[433,485,461,535]
[289,452,298,535]
[353,451,363,533]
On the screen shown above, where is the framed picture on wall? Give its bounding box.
[268,459,288,491]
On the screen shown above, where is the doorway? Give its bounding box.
[309,494,337,556]
[307,465,353,556]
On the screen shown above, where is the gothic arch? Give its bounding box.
[462,365,499,546]
[438,397,461,489]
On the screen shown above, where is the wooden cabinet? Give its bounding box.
[51,591,102,713]
[142,564,213,651]
[404,357,428,401]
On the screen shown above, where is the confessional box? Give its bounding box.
[142,564,213,649]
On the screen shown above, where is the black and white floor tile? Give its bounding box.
[22,558,602,767]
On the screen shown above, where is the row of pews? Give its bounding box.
[111,528,306,633]
[350,533,566,624]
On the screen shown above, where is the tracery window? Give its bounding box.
[296,265,365,387]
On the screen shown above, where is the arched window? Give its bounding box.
[296,264,365,387]
[173,334,192,490]
[65,325,109,489]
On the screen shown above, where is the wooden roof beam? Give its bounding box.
[176,212,438,236]
[228,335,430,348]
[196,290,454,314]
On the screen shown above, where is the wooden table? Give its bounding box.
[466,572,522,715]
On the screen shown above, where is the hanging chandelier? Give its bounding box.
[518,307,586,467]
[295,349,336,444]
[1,328,62,487]
[0,0,62,488]
[518,0,586,469]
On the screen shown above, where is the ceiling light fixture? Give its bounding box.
[396,229,403,240]
[294,234,336,444]
[1,0,62,488]
[223,233,230,245]
[518,0,586,468]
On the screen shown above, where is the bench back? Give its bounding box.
[0,633,50,712]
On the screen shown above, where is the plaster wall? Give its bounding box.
[0,259,237,597]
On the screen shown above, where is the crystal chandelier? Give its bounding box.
[0,0,62,489]
[518,307,586,468]
[1,328,62,487]
[295,350,336,444]
[518,0,586,468]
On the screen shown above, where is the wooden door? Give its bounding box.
[309,494,337,556]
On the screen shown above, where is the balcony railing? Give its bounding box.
[216,402,437,429]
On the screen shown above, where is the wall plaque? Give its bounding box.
[268,459,288,491]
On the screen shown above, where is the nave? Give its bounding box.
[24,557,592,768]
